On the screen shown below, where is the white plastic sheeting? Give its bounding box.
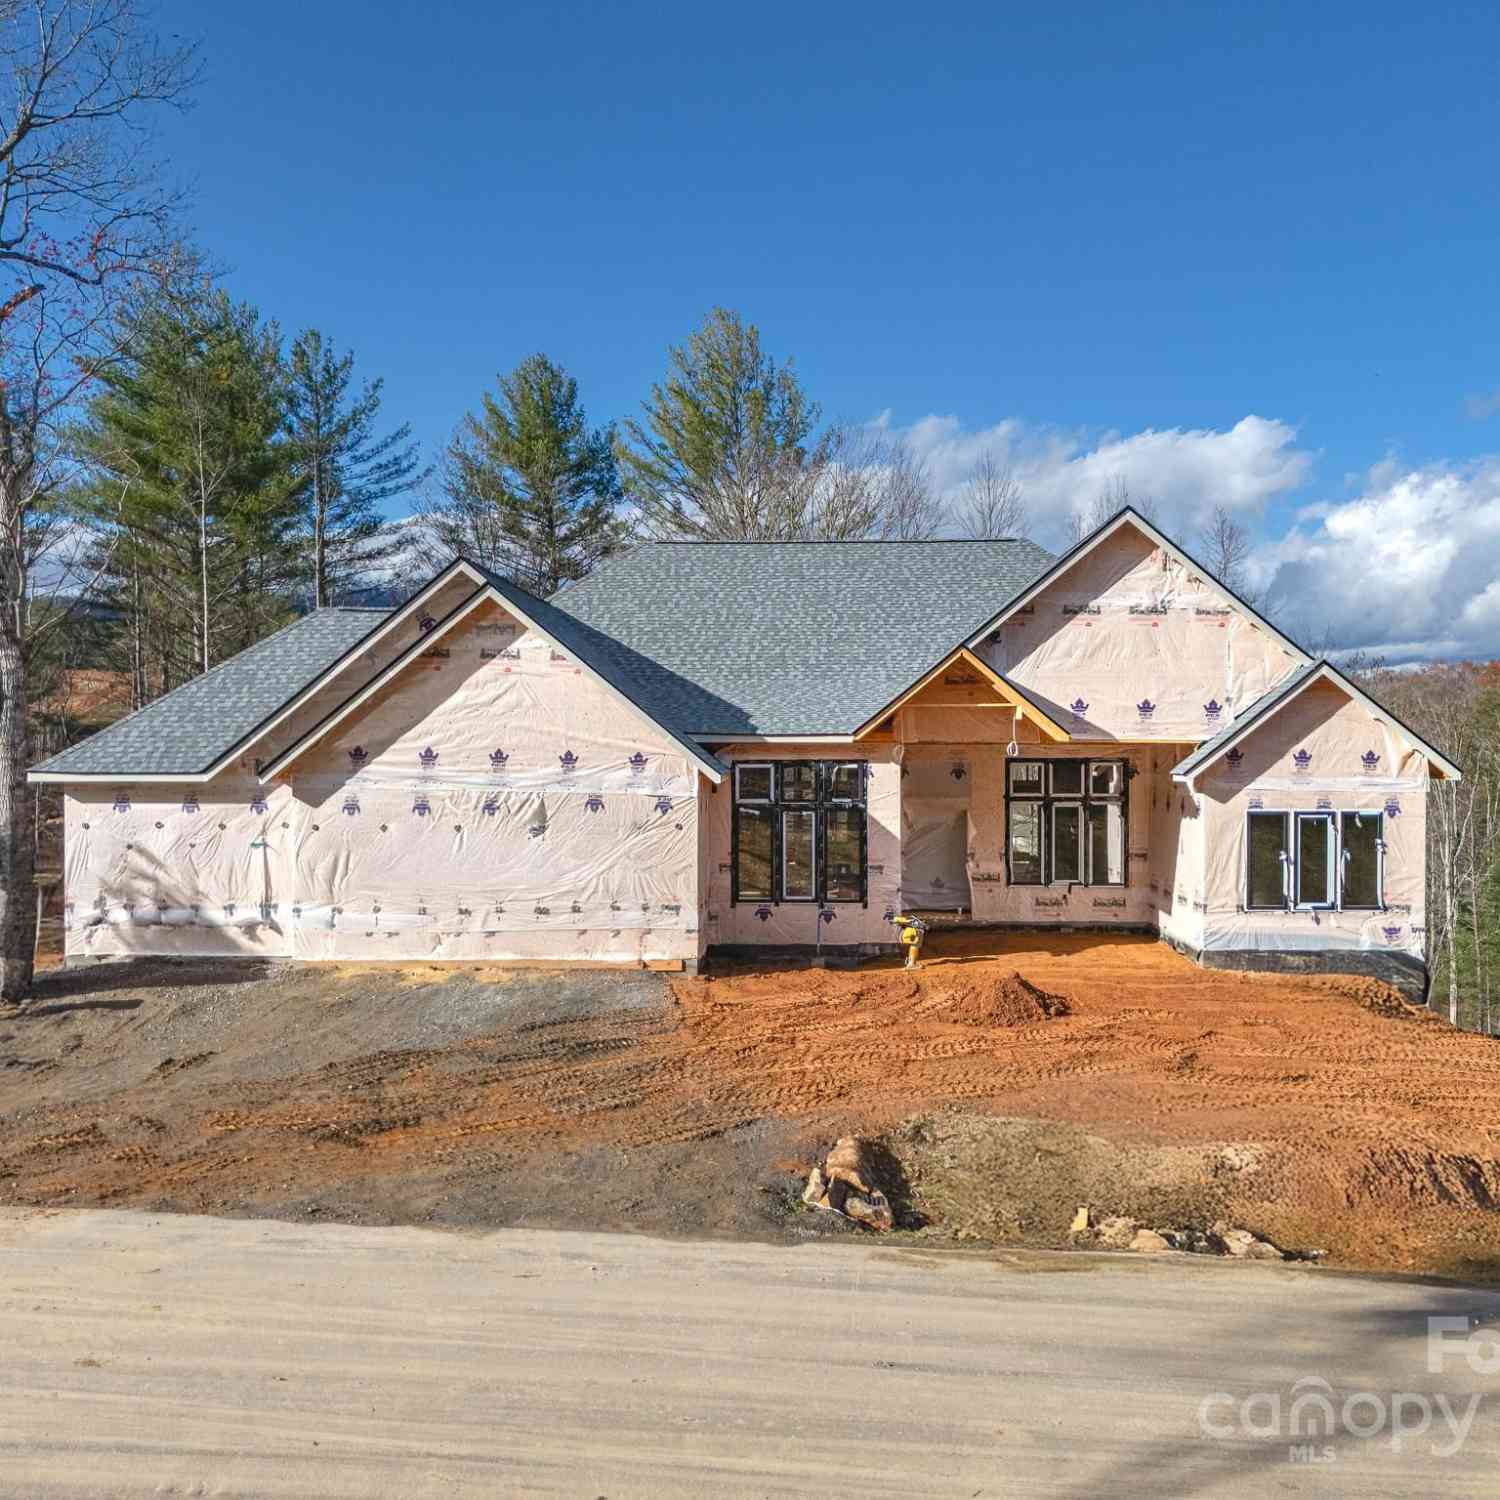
[63,773,295,959]
[64,600,704,964]
[977,525,1300,742]
[1193,676,1428,962]
[899,751,972,909]
[57,530,1433,975]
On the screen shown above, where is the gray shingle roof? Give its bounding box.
[31,540,1055,781]
[31,608,389,777]
[1169,660,1324,780]
[545,540,1055,736]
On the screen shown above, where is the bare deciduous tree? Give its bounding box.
[0,1,195,1000]
[1066,476,1158,544]
[952,450,1027,539]
[809,425,944,540]
[1198,503,1254,596]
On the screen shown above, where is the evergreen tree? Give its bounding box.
[423,354,626,596]
[74,290,299,692]
[615,307,832,539]
[284,329,427,607]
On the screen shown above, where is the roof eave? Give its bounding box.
[1169,661,1463,784]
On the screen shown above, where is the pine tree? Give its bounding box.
[615,307,831,539]
[284,329,427,607]
[423,354,626,596]
[74,290,300,692]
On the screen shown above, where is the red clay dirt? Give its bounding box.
[3,932,1500,1277]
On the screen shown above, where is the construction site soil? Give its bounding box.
[4,933,1499,1279]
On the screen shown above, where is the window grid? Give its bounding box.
[1244,809,1386,912]
[731,761,868,907]
[1005,758,1128,888]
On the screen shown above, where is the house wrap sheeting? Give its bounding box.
[1192,676,1428,967]
[63,602,703,964]
[980,526,1300,742]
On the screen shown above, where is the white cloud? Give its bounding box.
[1254,458,1500,662]
[893,412,1312,543]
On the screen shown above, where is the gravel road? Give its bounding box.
[3,1207,1499,1497]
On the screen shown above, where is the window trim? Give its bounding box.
[1245,809,1290,910]
[731,802,775,903]
[1004,756,1128,889]
[733,762,773,803]
[1007,798,1046,886]
[1086,799,1126,886]
[1051,800,1083,884]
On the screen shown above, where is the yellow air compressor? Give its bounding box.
[890,912,928,969]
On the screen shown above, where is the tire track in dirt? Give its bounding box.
[4,935,1500,1272]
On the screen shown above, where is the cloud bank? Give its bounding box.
[1254,458,1500,662]
[893,412,1311,543]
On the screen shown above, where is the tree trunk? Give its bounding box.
[313,452,326,609]
[199,489,211,674]
[0,614,35,1000]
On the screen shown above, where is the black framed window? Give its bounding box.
[732,761,868,904]
[1005,758,1127,887]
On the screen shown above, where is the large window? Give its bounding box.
[1005,758,1127,886]
[732,761,868,904]
[1246,812,1288,908]
[1244,809,1385,911]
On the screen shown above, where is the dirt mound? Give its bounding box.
[926,971,1071,1027]
[1317,975,1440,1021]
[887,1112,1229,1243]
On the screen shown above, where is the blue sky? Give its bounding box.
[153,0,1500,659]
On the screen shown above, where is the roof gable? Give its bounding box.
[1171,660,1461,783]
[851,647,1072,741]
[964,506,1312,667]
[259,569,725,783]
